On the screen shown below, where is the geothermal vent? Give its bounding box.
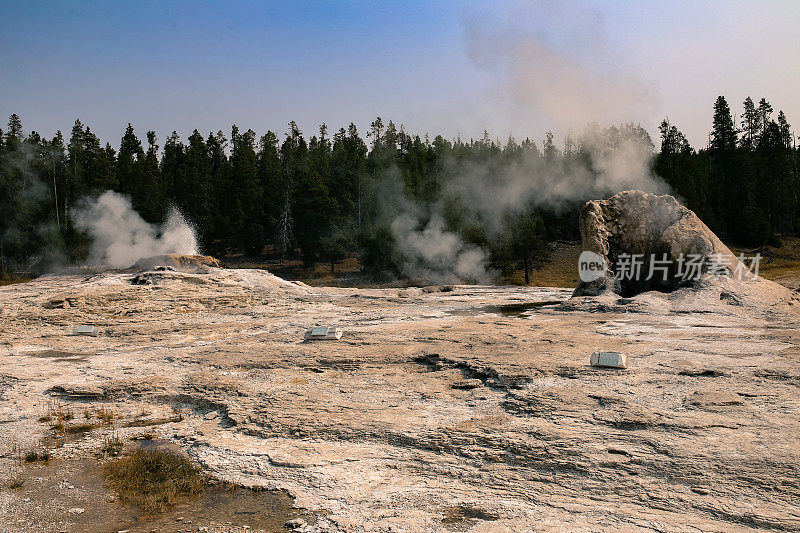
[130,254,221,272]
[573,190,743,297]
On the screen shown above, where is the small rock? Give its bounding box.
[49,383,105,400]
[285,518,307,529]
[451,378,483,389]
[204,411,219,420]
[678,368,725,377]
[688,390,743,407]
[270,453,307,468]
[691,486,709,495]
[68,507,85,514]
[607,447,631,456]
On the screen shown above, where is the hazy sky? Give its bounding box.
[1,1,798,150]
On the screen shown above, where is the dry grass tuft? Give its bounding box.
[102,433,124,457]
[96,407,115,425]
[7,443,25,488]
[44,400,74,422]
[103,449,205,513]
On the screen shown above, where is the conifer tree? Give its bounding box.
[185,130,212,244]
[757,98,774,140]
[777,111,792,148]
[295,128,335,264]
[257,131,282,242]
[136,131,163,223]
[277,122,306,260]
[116,124,144,199]
[230,126,263,254]
[711,96,737,152]
[206,130,230,254]
[740,97,758,149]
[161,131,184,211]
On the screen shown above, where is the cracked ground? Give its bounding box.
[1,267,799,532]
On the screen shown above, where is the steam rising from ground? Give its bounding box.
[392,214,489,283]
[386,125,669,283]
[383,3,667,283]
[74,191,198,268]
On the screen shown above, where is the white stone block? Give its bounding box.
[304,326,342,341]
[591,351,627,368]
[73,325,101,337]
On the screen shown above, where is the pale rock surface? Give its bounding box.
[0,256,799,531]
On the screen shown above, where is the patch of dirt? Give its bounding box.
[4,454,309,533]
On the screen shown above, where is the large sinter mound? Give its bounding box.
[574,190,737,297]
[571,190,798,314]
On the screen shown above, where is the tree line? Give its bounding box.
[656,96,798,245]
[1,95,798,280]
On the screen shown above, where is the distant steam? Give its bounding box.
[383,123,669,283]
[73,191,198,268]
[392,214,490,283]
[464,1,659,134]
[383,3,668,283]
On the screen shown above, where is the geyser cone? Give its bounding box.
[574,190,746,297]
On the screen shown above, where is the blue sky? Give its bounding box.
[1,1,798,149]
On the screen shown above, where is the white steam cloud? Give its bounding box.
[386,126,669,283]
[384,3,668,284]
[74,191,198,268]
[447,126,668,234]
[464,1,659,134]
[392,214,490,284]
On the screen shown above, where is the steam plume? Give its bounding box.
[383,3,668,283]
[73,191,198,268]
[464,1,659,134]
[392,214,490,283]
[385,126,668,283]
